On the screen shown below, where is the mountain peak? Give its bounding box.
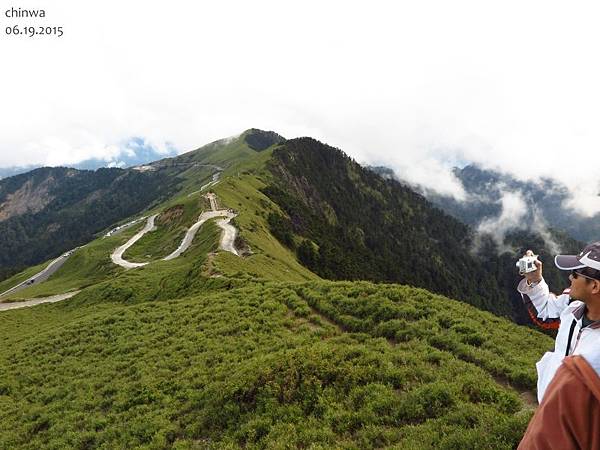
[242,128,285,151]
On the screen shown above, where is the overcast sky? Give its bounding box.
[2,0,600,215]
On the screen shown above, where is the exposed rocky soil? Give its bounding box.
[0,177,55,221]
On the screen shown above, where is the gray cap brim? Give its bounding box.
[554,255,586,270]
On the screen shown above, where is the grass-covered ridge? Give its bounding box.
[210,171,317,282]
[0,136,314,299]
[0,278,551,449]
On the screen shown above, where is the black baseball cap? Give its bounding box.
[555,242,600,271]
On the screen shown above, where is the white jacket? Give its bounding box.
[518,278,600,403]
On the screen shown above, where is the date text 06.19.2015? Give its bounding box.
[5,25,63,37]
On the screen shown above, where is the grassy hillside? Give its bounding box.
[0,130,310,297]
[0,129,563,449]
[0,215,225,303]
[0,221,145,301]
[0,260,49,294]
[171,129,285,169]
[0,277,551,449]
[211,167,318,282]
[0,158,315,300]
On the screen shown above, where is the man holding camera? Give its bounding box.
[517,243,600,449]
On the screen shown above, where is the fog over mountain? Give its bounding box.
[378,163,599,248]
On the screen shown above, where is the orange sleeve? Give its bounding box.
[518,357,600,450]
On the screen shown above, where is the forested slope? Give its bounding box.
[263,138,582,323]
[0,167,180,281]
[263,138,512,316]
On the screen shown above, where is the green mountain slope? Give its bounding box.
[0,136,314,301]
[3,130,569,318]
[0,129,561,448]
[0,130,284,283]
[0,278,550,449]
[262,138,516,317]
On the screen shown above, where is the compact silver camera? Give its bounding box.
[516,255,538,274]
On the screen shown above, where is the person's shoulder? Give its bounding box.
[563,355,600,400]
[564,299,584,314]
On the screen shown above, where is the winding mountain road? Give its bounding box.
[0,248,78,299]
[0,185,240,308]
[0,291,81,312]
[112,192,240,269]
[216,215,239,256]
[163,210,235,260]
[110,214,158,269]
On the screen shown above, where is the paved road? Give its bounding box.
[111,214,158,269]
[163,190,238,260]
[216,214,239,256]
[0,291,81,312]
[104,216,146,237]
[112,192,240,267]
[206,193,219,211]
[187,172,222,197]
[0,249,78,299]
[163,210,233,260]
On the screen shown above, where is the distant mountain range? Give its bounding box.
[375,164,600,244]
[0,138,177,180]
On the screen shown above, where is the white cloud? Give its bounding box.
[2,1,600,213]
[472,187,563,254]
[384,156,467,201]
[476,189,527,250]
[564,183,600,217]
[531,207,562,255]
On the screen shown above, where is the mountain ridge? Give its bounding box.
[0,130,285,282]
[261,137,580,322]
[0,129,565,448]
[1,131,579,324]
